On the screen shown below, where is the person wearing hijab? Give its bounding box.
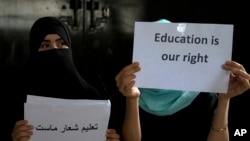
[26,16,102,99]
[114,20,250,141]
[11,17,120,141]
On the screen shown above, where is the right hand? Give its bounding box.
[115,62,141,99]
[12,120,34,141]
[106,129,120,141]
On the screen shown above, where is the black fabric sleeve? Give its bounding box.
[139,92,218,141]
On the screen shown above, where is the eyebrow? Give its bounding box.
[42,38,64,42]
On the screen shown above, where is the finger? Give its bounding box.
[223,61,250,78]
[126,80,136,90]
[115,63,135,81]
[106,129,120,139]
[230,69,250,80]
[12,124,34,141]
[116,68,139,92]
[13,131,33,141]
[12,120,28,138]
[13,124,34,135]
[14,120,28,130]
[106,132,120,139]
[115,62,140,81]
[106,129,117,133]
[223,61,246,71]
[18,136,31,141]
[118,72,136,87]
[12,129,33,141]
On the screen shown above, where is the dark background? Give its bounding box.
[0,0,248,141]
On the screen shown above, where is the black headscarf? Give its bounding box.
[25,16,103,100]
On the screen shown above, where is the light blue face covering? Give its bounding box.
[139,88,200,116]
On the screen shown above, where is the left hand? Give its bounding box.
[222,60,250,98]
[106,129,120,141]
[115,62,141,99]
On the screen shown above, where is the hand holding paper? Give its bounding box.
[132,22,234,93]
[24,95,111,141]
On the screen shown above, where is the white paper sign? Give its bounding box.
[133,22,233,93]
[25,95,111,141]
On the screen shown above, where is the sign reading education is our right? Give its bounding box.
[132,22,233,93]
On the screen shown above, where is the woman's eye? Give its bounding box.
[41,43,50,48]
[60,41,66,45]
[57,41,66,47]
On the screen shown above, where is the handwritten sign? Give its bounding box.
[133,22,233,93]
[25,95,111,141]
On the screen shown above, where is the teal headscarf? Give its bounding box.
[139,88,200,116]
[139,19,199,116]
[155,19,171,23]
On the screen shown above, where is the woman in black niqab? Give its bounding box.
[25,16,102,99]
[10,17,121,141]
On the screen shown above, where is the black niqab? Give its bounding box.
[25,17,103,99]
